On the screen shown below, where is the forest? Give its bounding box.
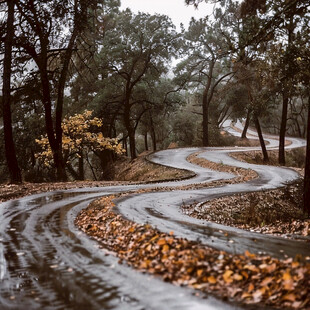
[1,0,310,215]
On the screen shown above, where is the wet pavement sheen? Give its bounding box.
[0,123,308,309]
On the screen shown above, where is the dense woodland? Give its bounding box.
[0,0,310,213]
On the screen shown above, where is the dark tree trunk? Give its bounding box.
[279,91,288,165]
[2,0,22,184]
[39,65,67,181]
[122,135,128,156]
[144,132,148,151]
[53,149,67,181]
[97,150,114,180]
[303,94,310,216]
[53,28,78,181]
[295,119,302,138]
[202,93,209,147]
[124,100,136,159]
[242,110,251,139]
[151,130,157,151]
[149,116,157,151]
[254,115,269,162]
[128,128,136,159]
[78,151,84,180]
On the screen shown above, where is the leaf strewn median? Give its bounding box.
[76,196,310,309]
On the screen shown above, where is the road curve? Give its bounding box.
[0,123,308,309]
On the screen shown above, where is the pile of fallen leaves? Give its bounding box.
[187,152,257,184]
[113,152,193,182]
[232,148,306,170]
[76,196,310,309]
[183,183,310,239]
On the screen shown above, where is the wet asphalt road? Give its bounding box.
[0,123,309,309]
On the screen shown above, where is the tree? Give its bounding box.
[239,0,309,165]
[12,0,101,181]
[1,0,22,183]
[297,15,310,216]
[176,12,236,146]
[89,10,180,159]
[137,78,185,151]
[36,110,124,180]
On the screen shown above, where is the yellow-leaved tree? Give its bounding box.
[36,110,124,180]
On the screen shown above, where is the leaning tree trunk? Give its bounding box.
[279,90,288,165]
[2,0,22,184]
[241,109,251,139]
[254,115,269,162]
[303,94,310,216]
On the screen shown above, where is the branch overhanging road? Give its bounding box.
[0,122,308,309]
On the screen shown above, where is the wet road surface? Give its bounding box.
[0,123,308,309]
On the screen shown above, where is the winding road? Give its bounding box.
[0,122,309,309]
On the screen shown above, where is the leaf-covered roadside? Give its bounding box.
[187,152,258,184]
[75,196,310,309]
[183,182,310,240]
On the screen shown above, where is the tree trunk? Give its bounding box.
[97,150,114,180]
[202,93,209,147]
[124,99,136,159]
[144,132,148,151]
[39,66,67,181]
[78,151,84,180]
[2,0,22,184]
[242,110,251,139]
[150,116,157,151]
[254,115,269,162]
[122,135,128,156]
[151,130,157,151]
[128,127,136,159]
[53,148,67,181]
[303,94,310,216]
[54,28,79,180]
[279,91,288,165]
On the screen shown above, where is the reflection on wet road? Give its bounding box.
[0,123,308,309]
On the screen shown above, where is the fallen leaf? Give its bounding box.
[260,277,273,287]
[197,269,203,277]
[244,264,259,273]
[283,279,294,291]
[157,239,166,246]
[223,270,234,283]
[233,273,243,281]
[241,292,252,300]
[248,283,255,293]
[282,271,291,281]
[162,244,169,253]
[282,293,296,302]
[265,263,276,273]
[207,276,217,284]
[252,289,263,302]
[245,250,256,259]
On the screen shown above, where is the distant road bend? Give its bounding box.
[0,121,308,309]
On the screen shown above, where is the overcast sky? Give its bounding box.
[120,0,213,30]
